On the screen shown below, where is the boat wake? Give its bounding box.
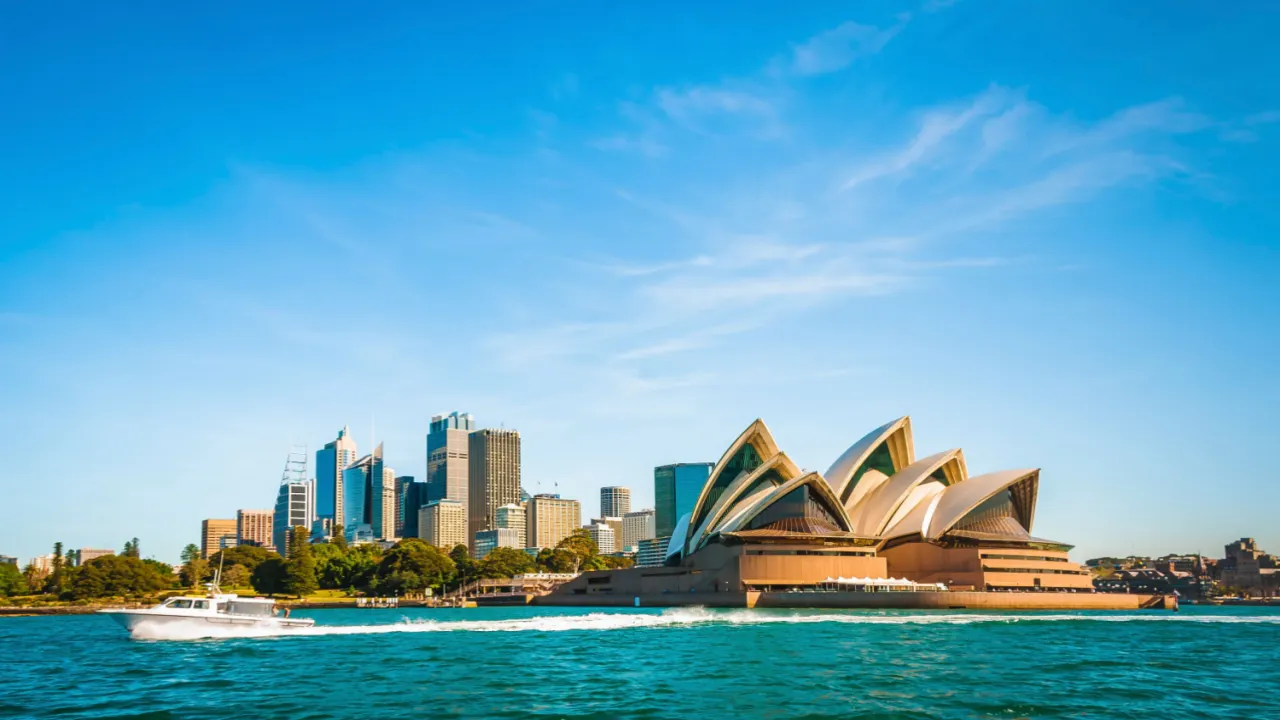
[127,607,1280,641]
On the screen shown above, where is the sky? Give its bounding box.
[2,2,1278,564]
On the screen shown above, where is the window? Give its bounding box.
[169,599,193,609]
[192,600,208,610]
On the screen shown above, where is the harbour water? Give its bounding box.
[3,605,1278,719]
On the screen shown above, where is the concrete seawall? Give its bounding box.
[533,591,1174,611]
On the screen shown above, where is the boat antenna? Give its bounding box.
[210,551,226,595]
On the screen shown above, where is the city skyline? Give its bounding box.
[3,3,1279,564]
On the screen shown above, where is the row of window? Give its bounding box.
[745,550,875,557]
[980,553,1069,562]
[982,566,1089,575]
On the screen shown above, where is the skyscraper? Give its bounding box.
[495,503,527,548]
[600,486,632,518]
[236,509,274,550]
[622,509,656,552]
[426,412,476,515]
[654,462,713,538]
[394,475,417,539]
[399,476,428,539]
[418,499,467,550]
[273,480,315,555]
[467,428,521,549]
[201,519,236,559]
[527,494,581,549]
[315,427,358,524]
[368,445,397,541]
[342,453,374,541]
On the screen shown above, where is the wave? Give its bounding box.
[127,607,1280,641]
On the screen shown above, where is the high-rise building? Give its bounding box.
[343,453,374,541]
[495,503,527,549]
[468,428,521,549]
[592,517,624,548]
[369,447,397,541]
[394,475,417,539]
[654,462,713,539]
[622,509,656,552]
[0,555,16,566]
[586,522,616,555]
[600,486,632,518]
[315,427,358,525]
[201,519,237,559]
[399,476,427,539]
[426,412,476,514]
[473,528,522,559]
[274,480,315,555]
[418,499,467,550]
[237,509,274,550]
[636,537,669,567]
[527,494,581,549]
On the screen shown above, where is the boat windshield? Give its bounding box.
[166,599,193,609]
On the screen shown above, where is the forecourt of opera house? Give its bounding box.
[541,417,1172,610]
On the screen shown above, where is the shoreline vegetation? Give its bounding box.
[2,526,630,614]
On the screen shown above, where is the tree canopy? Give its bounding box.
[0,563,27,597]
[250,557,287,597]
[284,526,318,597]
[210,544,276,574]
[375,539,456,594]
[69,555,170,600]
[477,547,535,579]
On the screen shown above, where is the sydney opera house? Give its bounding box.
[548,417,1169,609]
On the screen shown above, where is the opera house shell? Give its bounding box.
[551,417,1099,604]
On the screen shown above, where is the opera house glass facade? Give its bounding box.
[554,417,1095,602]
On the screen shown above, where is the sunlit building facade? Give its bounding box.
[554,417,1094,601]
[316,426,358,525]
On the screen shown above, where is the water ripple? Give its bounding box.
[2,607,1279,719]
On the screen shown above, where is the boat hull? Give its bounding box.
[99,609,315,636]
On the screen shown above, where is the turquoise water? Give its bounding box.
[3,606,1279,719]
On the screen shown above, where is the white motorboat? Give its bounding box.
[100,590,315,635]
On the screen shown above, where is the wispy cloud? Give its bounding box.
[784,19,907,76]
[843,85,1013,189]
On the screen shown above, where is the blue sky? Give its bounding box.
[2,2,1278,564]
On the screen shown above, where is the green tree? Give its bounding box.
[0,563,28,596]
[376,539,456,593]
[180,544,201,565]
[477,546,535,579]
[599,555,635,570]
[142,559,176,587]
[449,544,476,588]
[44,542,66,596]
[221,564,250,588]
[69,555,170,600]
[209,545,275,575]
[284,526,318,597]
[537,548,580,573]
[181,557,209,589]
[122,538,141,559]
[251,557,287,597]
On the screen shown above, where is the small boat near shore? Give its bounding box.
[100,592,314,635]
